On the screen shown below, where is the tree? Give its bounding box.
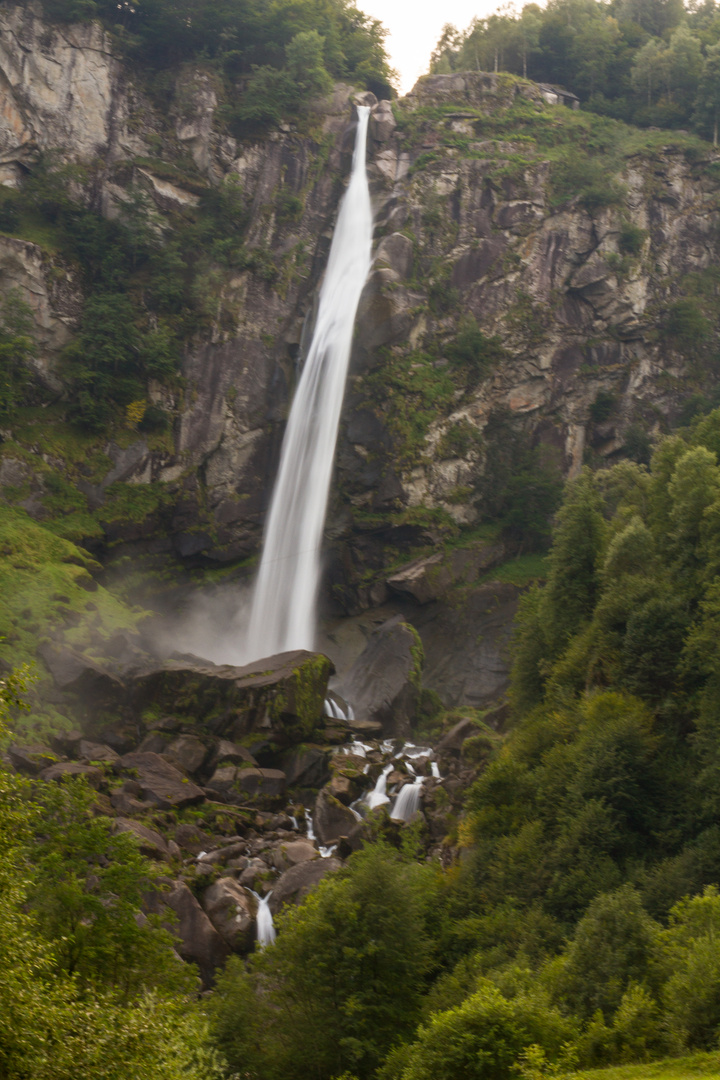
[560,885,661,1020]
[542,469,607,658]
[694,40,720,144]
[211,843,435,1080]
[0,290,37,420]
[388,980,575,1080]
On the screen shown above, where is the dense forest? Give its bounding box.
[8,420,720,1077]
[431,0,720,140]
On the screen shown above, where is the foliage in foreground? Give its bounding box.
[0,675,221,1079]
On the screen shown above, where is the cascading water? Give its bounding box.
[244,106,373,660]
[365,763,393,810]
[391,775,424,822]
[252,890,276,948]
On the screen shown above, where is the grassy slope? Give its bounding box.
[563,1051,720,1079]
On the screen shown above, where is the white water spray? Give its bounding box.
[251,890,276,948]
[391,775,424,822]
[244,106,373,659]
[365,763,393,810]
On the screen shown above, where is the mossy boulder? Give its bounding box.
[129,650,334,747]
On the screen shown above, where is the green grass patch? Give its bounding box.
[0,505,144,671]
[483,552,548,586]
[561,1050,720,1079]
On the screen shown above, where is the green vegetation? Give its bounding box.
[34,0,394,111]
[430,0,720,138]
[0,676,221,1078]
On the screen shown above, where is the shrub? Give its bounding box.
[665,299,711,350]
[391,981,576,1080]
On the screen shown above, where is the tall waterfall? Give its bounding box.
[245,106,373,659]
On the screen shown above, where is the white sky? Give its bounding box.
[357,0,505,95]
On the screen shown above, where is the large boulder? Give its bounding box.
[201,877,256,952]
[129,651,333,746]
[205,765,286,802]
[163,880,231,987]
[271,838,318,872]
[164,734,209,775]
[38,644,126,712]
[269,857,342,913]
[113,818,170,860]
[336,615,423,738]
[40,761,103,789]
[281,744,329,788]
[313,787,359,845]
[114,752,205,809]
[8,744,57,775]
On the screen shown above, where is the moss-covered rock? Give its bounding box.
[129,649,334,747]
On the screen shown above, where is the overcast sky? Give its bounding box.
[358,0,507,94]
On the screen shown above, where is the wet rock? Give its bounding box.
[370,99,396,143]
[313,787,359,845]
[113,818,170,860]
[175,823,214,855]
[50,730,83,756]
[137,732,171,755]
[165,734,209,775]
[8,744,57,775]
[40,762,103,789]
[270,857,343,913]
[435,717,481,755]
[163,880,231,987]
[374,232,413,280]
[198,841,247,865]
[129,651,333,746]
[110,790,150,814]
[234,768,286,799]
[77,740,119,763]
[238,857,271,890]
[387,553,451,605]
[202,877,256,951]
[114,752,205,809]
[281,745,329,788]
[210,739,258,769]
[38,644,126,709]
[328,774,355,804]
[271,839,318,872]
[337,615,422,739]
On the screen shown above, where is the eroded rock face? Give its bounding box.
[337,616,422,738]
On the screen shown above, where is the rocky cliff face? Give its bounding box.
[2,10,720,710]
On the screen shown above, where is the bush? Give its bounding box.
[389,981,576,1080]
[618,222,647,256]
[665,299,711,350]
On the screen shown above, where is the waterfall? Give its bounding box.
[365,763,393,810]
[252,890,276,948]
[244,105,373,660]
[391,775,424,822]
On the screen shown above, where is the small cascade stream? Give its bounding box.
[251,890,276,948]
[364,763,393,810]
[243,106,373,660]
[391,774,424,822]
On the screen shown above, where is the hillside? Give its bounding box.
[3,3,720,1078]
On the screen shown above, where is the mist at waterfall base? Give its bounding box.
[157,106,373,668]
